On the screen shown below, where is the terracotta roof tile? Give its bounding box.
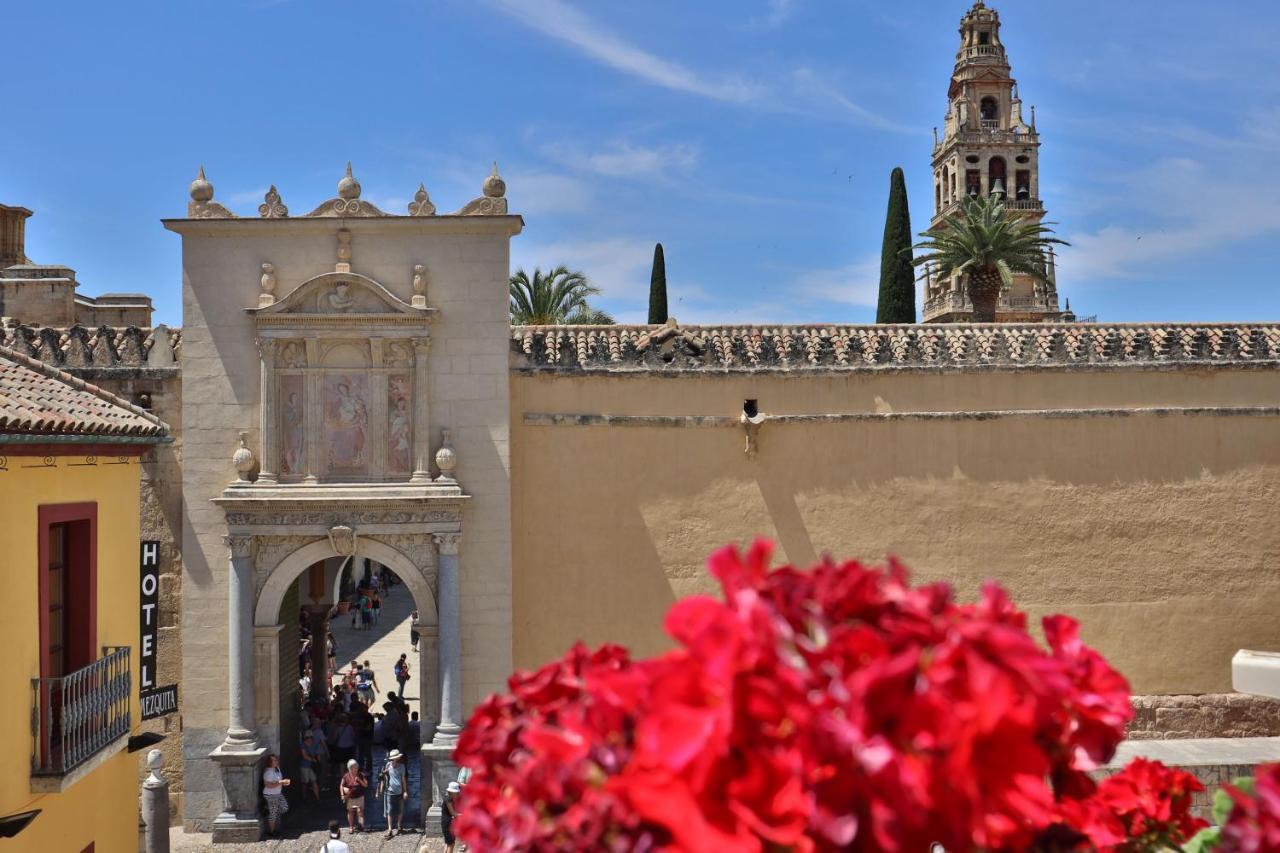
[0,345,168,439]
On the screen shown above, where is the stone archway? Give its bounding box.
[256,536,437,627]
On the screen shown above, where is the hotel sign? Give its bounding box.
[140,540,177,719]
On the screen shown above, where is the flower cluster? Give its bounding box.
[453,541,1208,851]
[1221,763,1280,851]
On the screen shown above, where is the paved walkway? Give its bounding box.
[1109,735,1280,767]
[170,578,440,851]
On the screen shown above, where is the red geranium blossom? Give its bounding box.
[453,541,1207,852]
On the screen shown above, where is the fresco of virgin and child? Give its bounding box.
[323,373,369,473]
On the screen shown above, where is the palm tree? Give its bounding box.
[509,266,614,325]
[911,194,1068,322]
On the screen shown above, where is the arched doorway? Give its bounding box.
[252,535,443,834]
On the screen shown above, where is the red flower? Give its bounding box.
[454,541,1157,852]
[1221,762,1280,852]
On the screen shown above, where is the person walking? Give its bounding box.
[394,653,411,698]
[359,659,380,703]
[442,780,461,852]
[339,758,368,834]
[410,610,420,652]
[326,630,338,682]
[262,753,291,837]
[299,732,323,801]
[321,820,351,853]
[377,749,408,838]
[371,589,382,626]
[359,591,373,630]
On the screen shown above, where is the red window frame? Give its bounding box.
[36,503,97,765]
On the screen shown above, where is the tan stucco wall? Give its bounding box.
[510,365,1280,696]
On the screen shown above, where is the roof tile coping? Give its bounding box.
[0,322,180,370]
[510,322,1280,371]
[0,344,169,438]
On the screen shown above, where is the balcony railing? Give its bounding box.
[935,196,1043,219]
[31,646,131,777]
[980,118,1000,131]
[960,45,1005,61]
[923,291,1060,319]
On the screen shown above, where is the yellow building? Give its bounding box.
[0,345,168,852]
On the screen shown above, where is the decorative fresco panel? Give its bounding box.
[387,374,412,473]
[322,373,369,474]
[278,374,305,476]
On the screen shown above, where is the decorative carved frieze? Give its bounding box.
[223,509,462,527]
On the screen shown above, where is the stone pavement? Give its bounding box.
[1109,736,1280,767]
[329,575,422,721]
[170,827,443,852]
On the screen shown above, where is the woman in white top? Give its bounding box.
[262,753,291,836]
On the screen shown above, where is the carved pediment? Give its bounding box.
[254,272,432,323]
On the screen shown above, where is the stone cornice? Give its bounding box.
[511,323,1280,373]
[162,215,524,237]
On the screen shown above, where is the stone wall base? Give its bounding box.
[1129,693,1280,740]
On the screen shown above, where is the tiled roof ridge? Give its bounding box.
[0,321,180,369]
[0,344,169,437]
[511,322,1280,370]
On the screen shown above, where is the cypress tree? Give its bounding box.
[648,242,668,324]
[876,167,916,324]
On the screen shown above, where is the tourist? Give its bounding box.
[410,610,420,652]
[359,591,373,630]
[339,758,368,835]
[394,653,411,697]
[352,700,375,773]
[376,749,408,838]
[326,630,338,681]
[371,589,382,626]
[299,732,322,801]
[262,753,291,837]
[332,712,356,773]
[442,780,461,852]
[408,711,421,747]
[360,659,380,702]
[321,820,350,853]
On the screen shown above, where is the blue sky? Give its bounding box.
[5,0,1279,327]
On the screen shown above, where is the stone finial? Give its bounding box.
[232,431,256,482]
[258,185,289,218]
[483,161,506,198]
[336,228,352,273]
[187,166,236,219]
[259,263,277,307]
[146,748,165,783]
[435,429,458,483]
[455,162,509,215]
[411,264,427,308]
[408,183,436,216]
[190,166,214,203]
[338,162,361,200]
[147,324,177,367]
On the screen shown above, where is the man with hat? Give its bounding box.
[377,748,409,838]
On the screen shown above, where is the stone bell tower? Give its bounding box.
[921,1,1070,323]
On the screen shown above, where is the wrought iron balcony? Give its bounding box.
[31,646,131,778]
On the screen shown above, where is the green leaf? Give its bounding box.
[1212,786,1235,826]
[1182,826,1221,852]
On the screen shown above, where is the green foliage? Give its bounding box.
[1183,775,1255,851]
[648,243,668,325]
[510,266,615,325]
[911,193,1068,321]
[876,167,916,324]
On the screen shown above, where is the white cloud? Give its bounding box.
[487,0,907,133]
[511,236,655,303]
[506,170,595,216]
[542,140,699,179]
[788,255,881,308]
[488,0,759,103]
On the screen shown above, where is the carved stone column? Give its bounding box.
[256,339,279,484]
[422,531,462,837]
[417,623,440,738]
[303,605,330,703]
[210,533,266,844]
[410,336,432,482]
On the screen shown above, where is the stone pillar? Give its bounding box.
[304,605,329,702]
[421,531,462,836]
[256,339,278,484]
[409,336,432,482]
[140,749,171,853]
[210,534,265,843]
[418,623,440,738]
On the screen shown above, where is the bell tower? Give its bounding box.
[922,1,1070,323]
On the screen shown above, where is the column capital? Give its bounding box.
[412,336,432,356]
[223,534,253,559]
[433,532,461,556]
[256,337,276,362]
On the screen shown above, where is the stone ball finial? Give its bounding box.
[435,428,458,483]
[483,162,506,199]
[233,430,256,481]
[338,162,361,200]
[190,166,214,203]
[147,748,164,772]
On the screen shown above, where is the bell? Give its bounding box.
[990,177,1006,198]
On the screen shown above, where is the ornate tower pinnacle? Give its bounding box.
[922,1,1066,324]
